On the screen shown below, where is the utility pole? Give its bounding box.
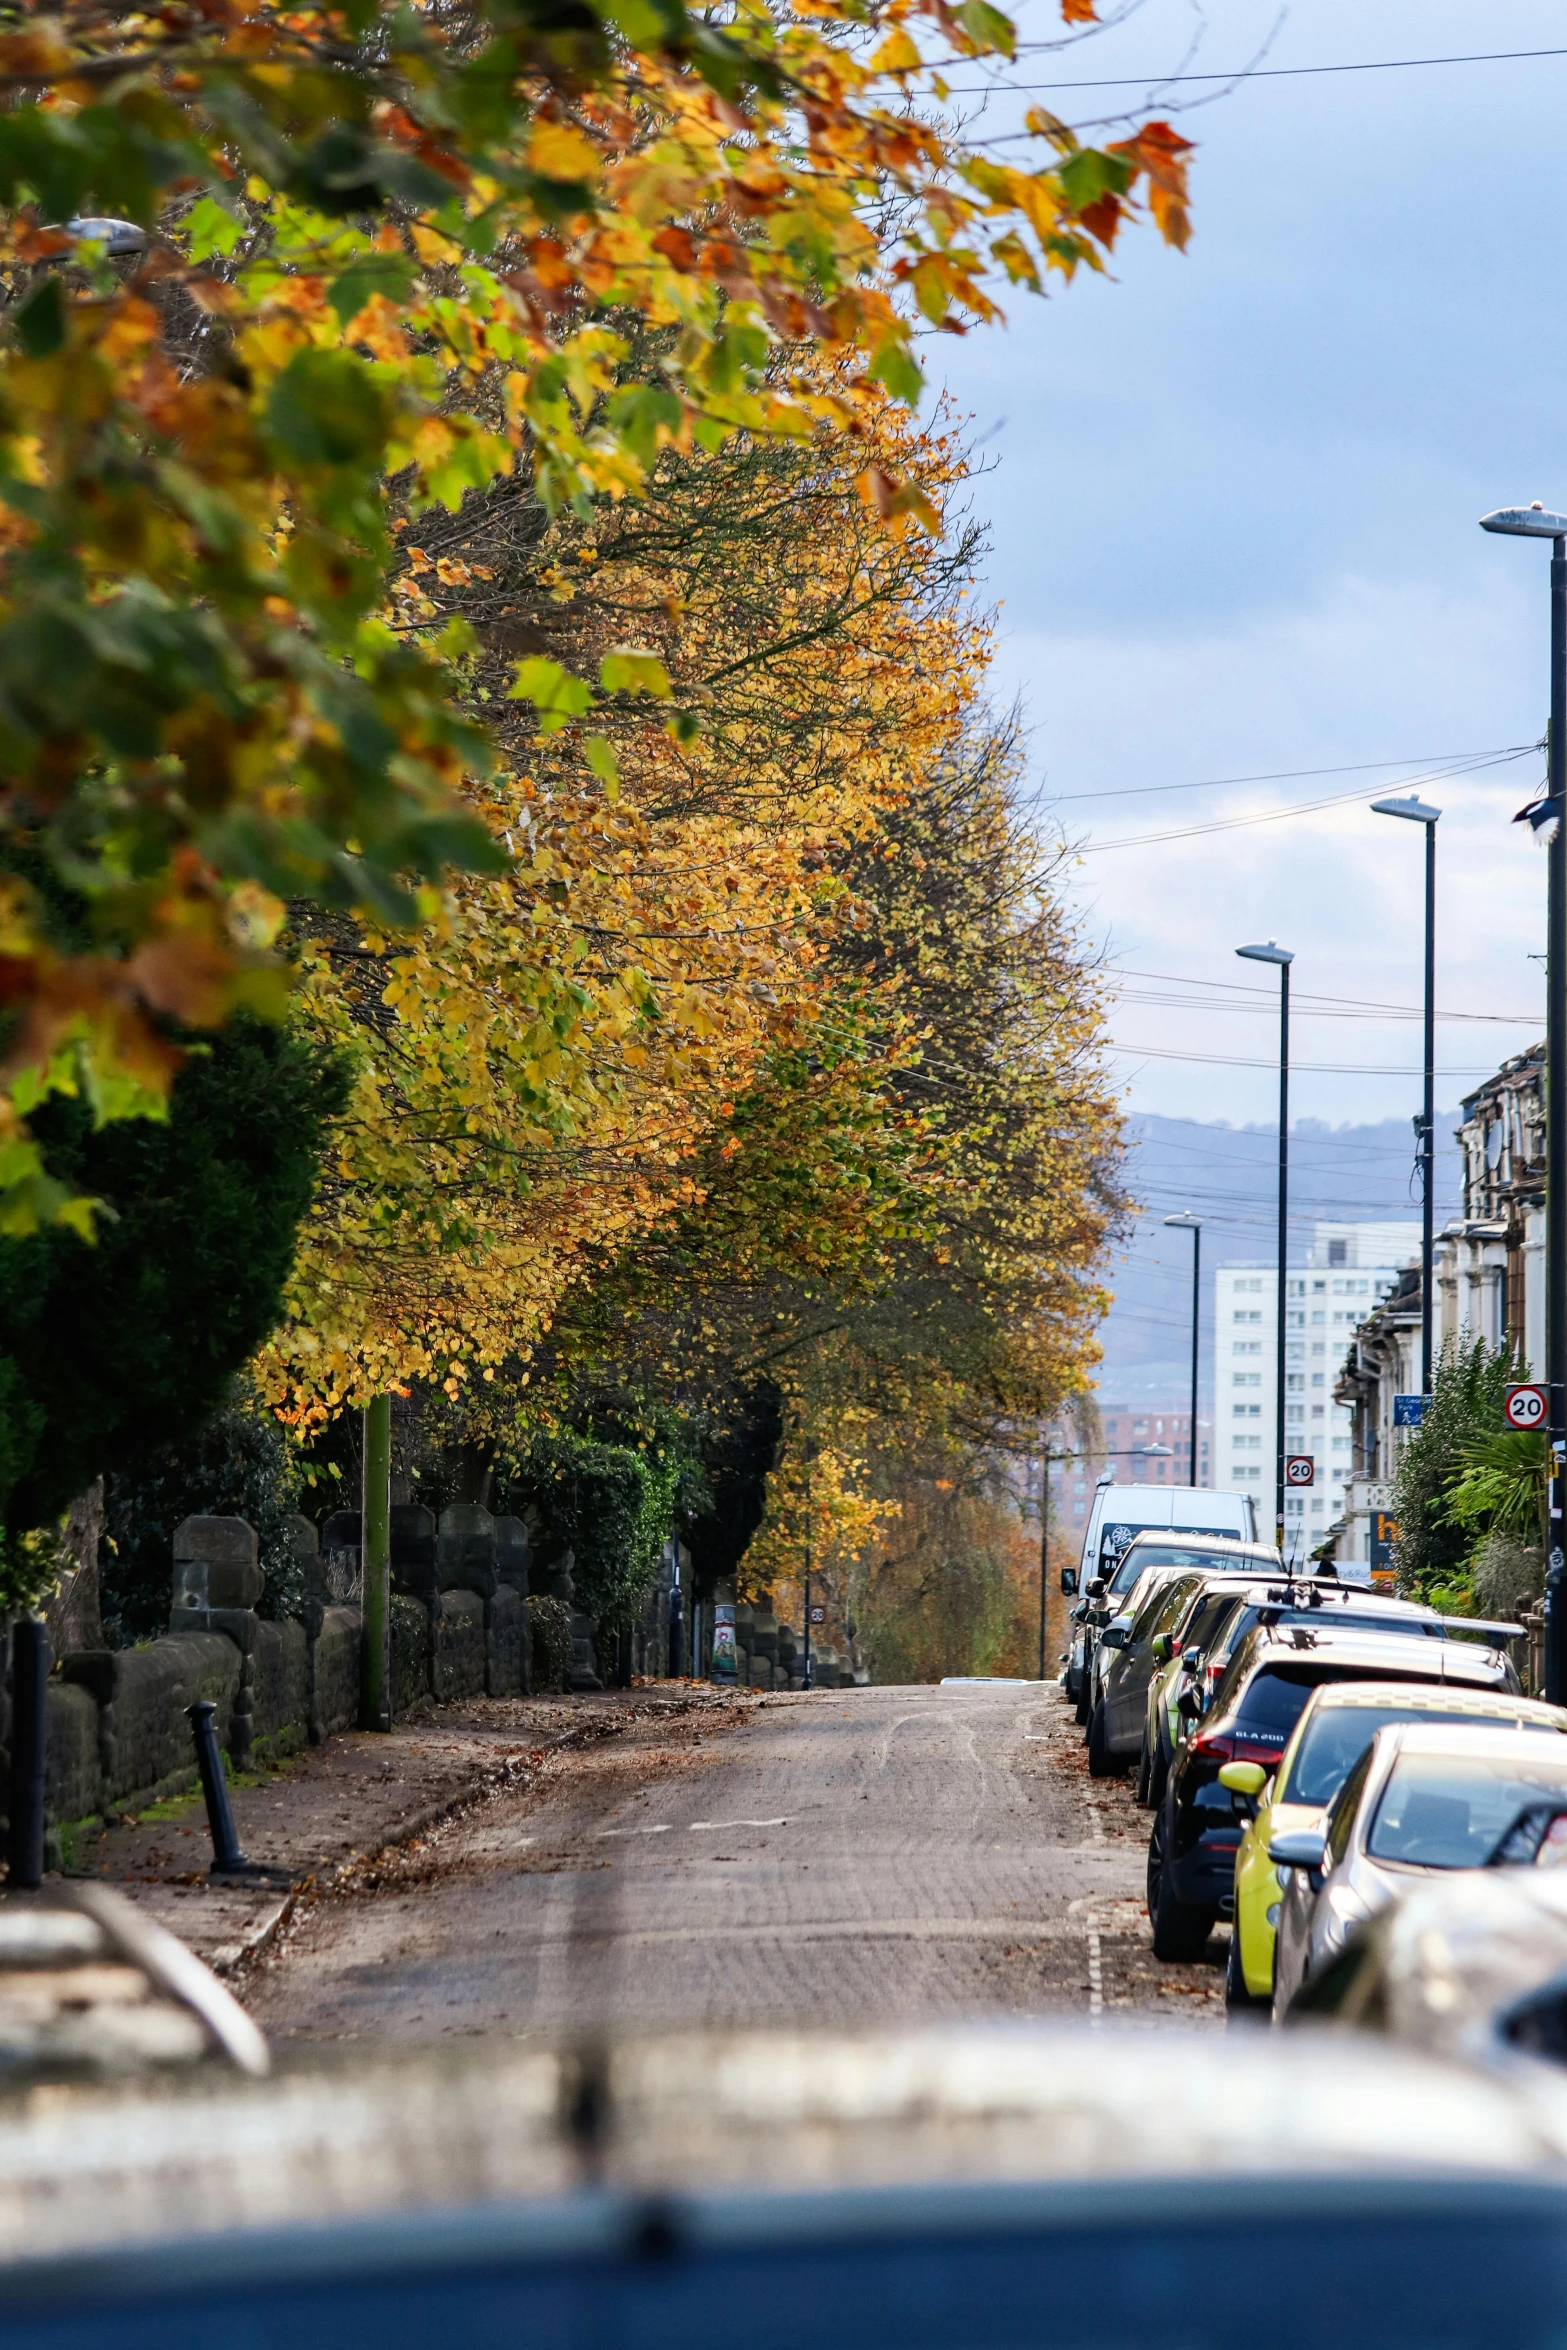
[1237,942,1294,1553]
[1371,792,1441,1391]
[1164,1213,1202,1485]
[361,1392,392,1730]
[1480,504,1567,1703]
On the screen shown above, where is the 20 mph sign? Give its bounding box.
[1505,1384,1549,1431]
[1285,1456,1315,1487]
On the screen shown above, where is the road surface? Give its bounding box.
[246,1682,1225,2038]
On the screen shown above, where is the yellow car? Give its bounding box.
[1220,1681,1567,2015]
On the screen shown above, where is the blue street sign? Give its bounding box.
[1394,1395,1428,1428]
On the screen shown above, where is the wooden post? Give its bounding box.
[361,1394,392,1730]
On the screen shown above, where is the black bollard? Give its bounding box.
[186,1699,249,1875]
[6,1618,48,1890]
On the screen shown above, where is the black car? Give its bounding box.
[1071,1532,1280,1725]
[1145,1620,1520,1962]
[1136,1575,1459,1811]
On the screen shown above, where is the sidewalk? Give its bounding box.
[65,1685,749,1974]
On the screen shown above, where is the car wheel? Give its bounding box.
[1135,1737,1152,1807]
[1224,1923,1269,2018]
[1148,1801,1215,1963]
[1088,1699,1117,1779]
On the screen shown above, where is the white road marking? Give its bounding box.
[596,1816,789,1840]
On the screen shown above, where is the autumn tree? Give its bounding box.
[0,0,1191,1232]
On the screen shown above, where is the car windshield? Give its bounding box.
[1367,1751,1567,1867]
[1109,1545,1252,1595]
[1282,1705,1554,1807]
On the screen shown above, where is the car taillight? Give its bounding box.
[1192,1733,1233,1760]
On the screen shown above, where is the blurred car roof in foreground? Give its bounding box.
[6,2017,1567,2350]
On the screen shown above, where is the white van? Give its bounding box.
[1074,1480,1257,1591]
[1060,1480,1259,1706]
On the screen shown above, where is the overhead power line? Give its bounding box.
[1110,1041,1497,1078]
[1042,748,1529,808]
[979,44,1567,90]
[1108,965,1538,1026]
[1072,748,1534,855]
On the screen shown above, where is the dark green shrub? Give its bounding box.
[101,1393,303,1644]
[0,1017,345,1614]
[527,1594,573,1692]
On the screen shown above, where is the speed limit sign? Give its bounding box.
[1505,1383,1549,1431]
[1285,1455,1315,1487]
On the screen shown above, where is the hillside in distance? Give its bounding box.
[1094,1110,1464,1414]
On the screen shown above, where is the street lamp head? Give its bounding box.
[1371,793,1441,825]
[1136,1444,1174,1459]
[1480,504,1567,539]
[1236,941,1294,966]
[1163,1212,1201,1230]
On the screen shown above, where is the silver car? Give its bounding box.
[1272,1720,1567,2018]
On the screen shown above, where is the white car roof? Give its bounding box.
[1379,1720,1567,1761]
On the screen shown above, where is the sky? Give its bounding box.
[927,0,1567,1133]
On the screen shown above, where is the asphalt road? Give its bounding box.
[246,1682,1225,2039]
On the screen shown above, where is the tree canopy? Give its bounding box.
[0,0,1190,1232]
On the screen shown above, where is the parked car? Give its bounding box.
[1272,1720,1567,2017]
[1283,1853,1567,2074]
[1146,1622,1520,1963]
[1061,1484,1258,1708]
[1087,1566,1211,1777]
[1223,1684,1567,2015]
[1136,1576,1502,1812]
[1071,1530,1279,1726]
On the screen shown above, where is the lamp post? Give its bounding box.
[1479,502,1567,1705]
[1370,794,1441,1393]
[1236,941,1294,1553]
[1163,1213,1202,1485]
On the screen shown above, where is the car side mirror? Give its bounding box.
[1218,1760,1267,1798]
[1099,1619,1130,1650]
[1151,1633,1172,1663]
[1059,1568,1078,1596]
[1269,1824,1328,1872]
[1086,1577,1107,1601]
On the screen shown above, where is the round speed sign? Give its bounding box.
[1505,1383,1548,1431]
[1285,1455,1315,1487]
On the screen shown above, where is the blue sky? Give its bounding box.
[929,0,1567,1130]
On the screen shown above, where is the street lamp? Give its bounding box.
[1163,1213,1202,1486]
[1237,941,1295,1552]
[1370,793,1441,1393]
[1480,501,1567,1705]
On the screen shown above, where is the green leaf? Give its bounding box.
[184,195,245,261]
[14,277,65,359]
[606,383,683,467]
[584,734,621,796]
[954,0,1016,56]
[327,250,419,324]
[1058,146,1133,213]
[665,708,702,746]
[867,335,924,407]
[508,655,594,733]
[599,647,671,698]
[266,348,392,470]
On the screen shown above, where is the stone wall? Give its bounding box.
[14,1496,679,1837]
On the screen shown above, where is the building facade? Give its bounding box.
[1044,1404,1211,1544]
[1331,1044,1544,1579]
[1215,1223,1418,1556]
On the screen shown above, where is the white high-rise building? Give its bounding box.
[1214,1223,1419,1555]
